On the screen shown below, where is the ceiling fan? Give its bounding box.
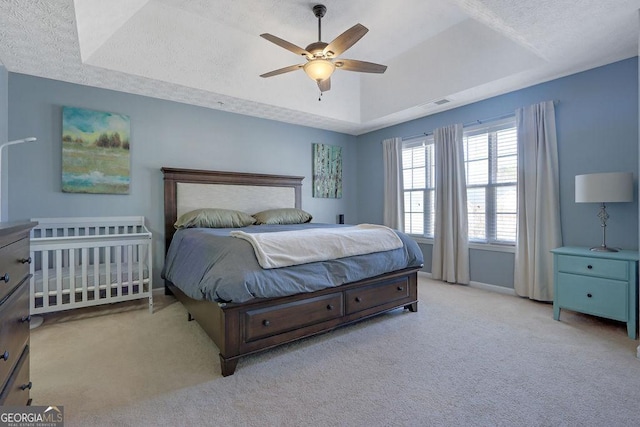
[259,4,387,94]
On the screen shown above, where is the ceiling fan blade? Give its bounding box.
[318,78,331,92]
[335,59,387,73]
[260,64,304,78]
[323,24,368,58]
[260,33,311,57]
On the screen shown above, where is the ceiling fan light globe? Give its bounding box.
[303,59,335,82]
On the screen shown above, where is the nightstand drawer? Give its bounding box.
[556,272,628,321]
[556,254,628,280]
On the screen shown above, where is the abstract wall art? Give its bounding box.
[312,143,342,198]
[62,107,131,194]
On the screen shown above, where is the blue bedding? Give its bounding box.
[161,223,424,303]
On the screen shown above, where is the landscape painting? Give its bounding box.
[62,107,131,194]
[312,143,342,198]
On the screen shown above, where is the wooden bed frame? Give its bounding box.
[162,167,420,376]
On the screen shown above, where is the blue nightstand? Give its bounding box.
[551,247,639,339]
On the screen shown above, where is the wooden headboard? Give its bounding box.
[161,168,303,251]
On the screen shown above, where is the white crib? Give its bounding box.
[29,216,153,315]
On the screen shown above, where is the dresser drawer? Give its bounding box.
[0,282,30,386]
[556,254,628,281]
[556,272,628,321]
[0,346,30,406]
[244,293,343,342]
[0,237,30,302]
[345,277,410,314]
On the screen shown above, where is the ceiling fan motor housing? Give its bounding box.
[305,42,330,58]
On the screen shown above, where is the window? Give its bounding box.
[401,118,517,245]
[464,119,517,244]
[402,136,435,236]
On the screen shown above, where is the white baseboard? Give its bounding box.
[418,271,517,296]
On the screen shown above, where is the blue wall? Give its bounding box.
[355,58,639,288]
[7,74,358,285]
[7,58,639,290]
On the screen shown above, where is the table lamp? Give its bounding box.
[575,172,633,252]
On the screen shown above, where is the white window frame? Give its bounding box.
[400,117,517,250]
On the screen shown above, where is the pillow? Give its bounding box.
[252,208,313,225]
[174,208,256,229]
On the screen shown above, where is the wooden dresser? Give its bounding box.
[0,221,37,405]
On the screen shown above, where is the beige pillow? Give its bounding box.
[252,208,313,225]
[174,208,256,229]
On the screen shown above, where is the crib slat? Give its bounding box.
[69,249,76,305]
[105,247,112,299]
[127,245,133,295]
[81,247,88,303]
[55,249,63,307]
[116,245,122,299]
[93,247,100,301]
[42,250,49,309]
[137,244,144,297]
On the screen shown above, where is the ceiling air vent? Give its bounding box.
[418,98,452,109]
[433,98,450,105]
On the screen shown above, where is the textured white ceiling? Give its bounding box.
[0,0,638,135]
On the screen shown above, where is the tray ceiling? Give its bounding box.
[1,0,638,135]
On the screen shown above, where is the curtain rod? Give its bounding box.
[400,100,559,141]
[401,112,514,140]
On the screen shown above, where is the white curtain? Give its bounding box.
[514,100,562,301]
[432,124,470,284]
[382,137,404,230]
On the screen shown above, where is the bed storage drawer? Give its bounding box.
[0,282,30,386]
[244,292,344,341]
[345,277,410,314]
[0,237,29,303]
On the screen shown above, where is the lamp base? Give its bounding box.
[590,246,619,252]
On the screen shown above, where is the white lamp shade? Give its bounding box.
[575,172,634,203]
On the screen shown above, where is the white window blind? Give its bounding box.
[401,117,517,245]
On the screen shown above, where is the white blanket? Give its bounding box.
[230,224,403,269]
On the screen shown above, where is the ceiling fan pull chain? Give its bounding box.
[318,91,323,101]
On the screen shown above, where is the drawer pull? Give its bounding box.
[397,286,404,291]
[326,304,334,310]
[262,320,270,327]
[20,257,32,264]
[1,351,8,361]
[20,315,32,323]
[0,273,9,283]
[355,297,361,303]
[20,382,33,391]
[587,293,593,298]
[587,265,593,270]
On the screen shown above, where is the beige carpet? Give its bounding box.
[30,277,640,426]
